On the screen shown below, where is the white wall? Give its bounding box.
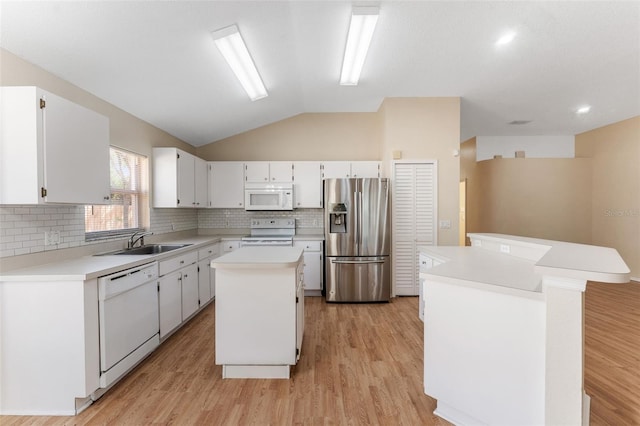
[476,136,575,161]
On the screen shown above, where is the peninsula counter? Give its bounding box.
[419,233,630,426]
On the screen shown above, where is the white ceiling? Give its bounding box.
[1,1,639,147]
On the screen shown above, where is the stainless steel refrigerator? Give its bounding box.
[324,178,391,302]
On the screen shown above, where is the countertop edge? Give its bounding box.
[0,236,223,282]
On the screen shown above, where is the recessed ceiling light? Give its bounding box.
[576,105,591,114]
[496,31,517,46]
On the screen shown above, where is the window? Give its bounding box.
[85,147,149,239]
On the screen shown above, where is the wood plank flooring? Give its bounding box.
[584,281,640,425]
[2,280,639,425]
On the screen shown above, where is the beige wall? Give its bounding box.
[474,158,593,244]
[379,98,461,245]
[576,116,640,279]
[197,112,381,161]
[461,137,593,243]
[0,48,193,157]
[197,97,462,246]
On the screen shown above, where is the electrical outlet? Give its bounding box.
[44,230,60,246]
[439,220,451,229]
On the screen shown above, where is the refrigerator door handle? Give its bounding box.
[358,190,363,254]
[354,191,360,252]
[331,259,386,265]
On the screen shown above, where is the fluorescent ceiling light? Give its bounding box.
[576,105,591,114]
[340,6,379,86]
[211,25,268,101]
[496,31,517,46]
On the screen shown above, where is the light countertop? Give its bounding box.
[212,246,303,269]
[0,236,221,282]
[419,245,542,295]
[419,234,630,297]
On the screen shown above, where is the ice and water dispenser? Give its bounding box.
[329,203,347,233]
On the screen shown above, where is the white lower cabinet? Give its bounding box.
[180,263,199,321]
[294,240,323,295]
[0,278,100,415]
[158,270,183,339]
[197,243,221,304]
[215,256,304,379]
[221,239,242,253]
[418,253,442,322]
[158,250,198,338]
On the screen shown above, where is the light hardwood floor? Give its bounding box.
[585,281,640,425]
[2,281,639,425]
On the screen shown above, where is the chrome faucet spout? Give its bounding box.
[128,231,153,249]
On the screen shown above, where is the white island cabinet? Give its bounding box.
[212,246,304,379]
[420,233,631,426]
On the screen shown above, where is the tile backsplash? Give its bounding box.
[0,205,323,258]
[0,205,86,257]
[198,208,323,230]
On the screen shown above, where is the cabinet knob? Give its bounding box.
[104,195,110,200]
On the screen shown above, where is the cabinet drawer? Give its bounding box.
[198,243,220,260]
[159,250,198,276]
[294,240,322,251]
[222,240,241,252]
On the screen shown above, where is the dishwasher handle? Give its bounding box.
[99,262,158,300]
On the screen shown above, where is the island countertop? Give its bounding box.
[212,246,303,269]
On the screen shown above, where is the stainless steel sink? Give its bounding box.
[95,244,192,256]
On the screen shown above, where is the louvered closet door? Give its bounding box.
[393,162,436,296]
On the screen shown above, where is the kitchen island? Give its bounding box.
[419,234,630,426]
[212,246,304,379]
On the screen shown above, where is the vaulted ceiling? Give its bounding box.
[1,1,638,147]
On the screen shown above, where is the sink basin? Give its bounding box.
[96,244,192,256]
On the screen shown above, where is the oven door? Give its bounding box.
[241,238,293,247]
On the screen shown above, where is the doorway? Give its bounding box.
[459,179,467,246]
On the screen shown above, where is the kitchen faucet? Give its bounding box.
[128,230,153,249]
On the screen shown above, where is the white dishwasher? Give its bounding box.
[98,261,159,388]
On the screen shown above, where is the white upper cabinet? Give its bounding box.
[245,161,293,183]
[153,148,208,208]
[0,86,110,205]
[269,161,294,182]
[208,161,245,208]
[153,148,194,208]
[321,161,352,179]
[292,161,322,208]
[193,156,208,208]
[321,161,381,179]
[351,161,381,178]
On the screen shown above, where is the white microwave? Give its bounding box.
[244,183,294,211]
